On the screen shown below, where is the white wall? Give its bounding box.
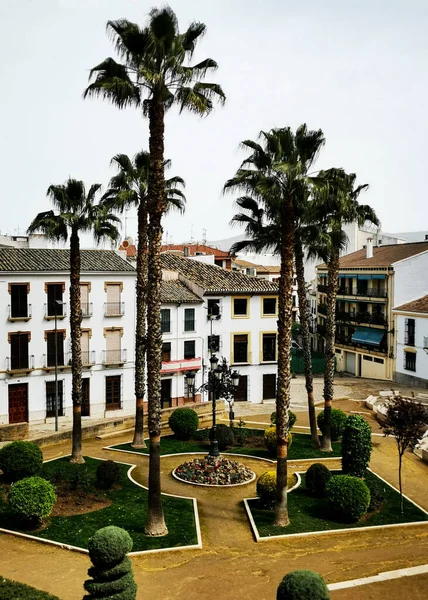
[395,314,428,382]
[393,251,428,307]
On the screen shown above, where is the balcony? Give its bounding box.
[42,352,71,369]
[317,284,329,293]
[336,311,387,327]
[6,355,35,374]
[317,324,327,338]
[161,356,201,374]
[81,350,96,366]
[318,304,328,316]
[104,302,125,317]
[81,302,93,318]
[44,303,67,319]
[102,349,127,365]
[335,334,387,354]
[337,287,387,299]
[8,304,32,321]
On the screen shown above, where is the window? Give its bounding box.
[46,380,64,417]
[404,351,416,372]
[262,333,277,362]
[10,333,29,370]
[46,283,64,317]
[363,355,373,362]
[184,308,195,331]
[105,329,122,364]
[161,309,171,333]
[405,318,415,346]
[374,357,384,364]
[233,297,249,317]
[208,335,220,353]
[10,284,29,318]
[80,283,91,317]
[184,340,196,359]
[105,283,123,316]
[292,295,297,308]
[207,299,220,318]
[262,297,277,316]
[106,375,121,410]
[214,259,223,267]
[263,374,276,400]
[233,334,249,363]
[81,329,91,365]
[162,342,171,362]
[46,331,65,367]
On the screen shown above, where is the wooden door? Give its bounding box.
[8,383,28,423]
[262,374,276,400]
[82,378,90,417]
[161,379,172,409]
[234,375,248,402]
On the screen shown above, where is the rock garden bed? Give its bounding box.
[173,455,255,486]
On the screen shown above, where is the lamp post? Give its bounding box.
[54,299,63,432]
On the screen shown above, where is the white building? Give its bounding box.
[1,248,136,426]
[393,295,428,389]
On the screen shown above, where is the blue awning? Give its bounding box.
[339,274,354,278]
[351,327,385,346]
[372,274,386,280]
[358,274,371,280]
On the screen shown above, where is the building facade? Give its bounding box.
[393,295,428,388]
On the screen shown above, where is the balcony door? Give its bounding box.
[8,383,28,423]
[106,329,121,363]
[82,378,90,416]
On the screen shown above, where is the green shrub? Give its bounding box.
[0,577,60,599]
[270,410,297,429]
[305,463,331,497]
[317,408,347,441]
[341,415,372,477]
[8,476,56,523]
[277,570,330,600]
[256,471,277,509]
[215,424,234,450]
[42,461,92,495]
[96,460,121,489]
[264,427,292,457]
[365,476,386,512]
[0,441,43,482]
[169,408,199,440]
[325,475,370,522]
[84,526,137,599]
[192,428,210,442]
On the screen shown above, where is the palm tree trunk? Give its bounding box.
[145,98,167,537]
[69,230,84,464]
[321,250,340,452]
[132,202,148,449]
[399,452,403,514]
[274,201,294,527]
[295,237,320,449]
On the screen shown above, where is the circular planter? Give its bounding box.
[172,455,256,487]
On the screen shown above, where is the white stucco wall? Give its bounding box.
[394,313,428,382]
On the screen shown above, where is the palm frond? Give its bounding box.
[84,58,140,109]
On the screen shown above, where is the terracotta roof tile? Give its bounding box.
[161,244,231,257]
[394,294,428,314]
[161,280,203,303]
[0,248,135,272]
[318,242,428,270]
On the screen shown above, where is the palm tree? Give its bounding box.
[308,169,379,451]
[225,125,323,525]
[103,151,185,449]
[27,179,120,463]
[84,6,225,536]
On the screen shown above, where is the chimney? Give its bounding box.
[366,237,373,259]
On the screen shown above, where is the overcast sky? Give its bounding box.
[1,0,428,247]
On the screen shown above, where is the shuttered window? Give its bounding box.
[184,308,195,331]
[161,309,171,333]
[404,318,415,346]
[81,330,90,364]
[184,340,196,359]
[46,331,64,367]
[106,284,121,316]
[105,329,121,363]
[10,333,29,370]
[10,284,29,318]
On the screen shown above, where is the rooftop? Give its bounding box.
[394,294,428,314]
[160,254,278,295]
[233,259,281,273]
[319,241,428,270]
[0,248,135,272]
[161,243,231,258]
[161,280,203,304]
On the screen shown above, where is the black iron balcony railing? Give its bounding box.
[44,303,67,318]
[317,284,329,293]
[6,355,35,372]
[104,302,125,317]
[102,349,127,365]
[42,352,71,368]
[318,304,328,316]
[335,334,387,354]
[81,350,96,366]
[81,302,93,318]
[8,304,32,320]
[337,287,387,298]
[317,324,327,337]
[336,311,387,327]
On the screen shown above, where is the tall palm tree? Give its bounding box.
[225,125,323,525]
[27,179,120,463]
[103,151,186,449]
[84,6,225,536]
[308,169,379,451]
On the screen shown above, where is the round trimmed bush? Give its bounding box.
[270,410,297,429]
[317,408,347,441]
[257,471,277,509]
[168,408,199,440]
[325,475,370,522]
[341,415,373,477]
[277,570,330,600]
[305,463,331,497]
[365,476,386,512]
[264,427,292,457]
[0,441,43,482]
[96,460,120,489]
[8,476,56,523]
[215,424,234,450]
[88,526,133,568]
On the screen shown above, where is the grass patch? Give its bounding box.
[248,470,428,538]
[0,576,59,599]
[112,429,341,460]
[0,457,197,552]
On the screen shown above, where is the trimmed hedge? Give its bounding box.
[305,463,331,497]
[365,476,386,512]
[0,441,43,482]
[96,460,121,489]
[169,408,199,440]
[264,427,292,457]
[325,475,370,522]
[341,415,372,477]
[277,570,330,600]
[317,409,347,441]
[256,471,277,509]
[270,410,297,429]
[8,476,56,523]
[0,577,60,600]
[215,424,234,450]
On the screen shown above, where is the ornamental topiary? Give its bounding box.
[264,427,292,457]
[325,475,370,522]
[270,410,297,429]
[256,471,277,509]
[168,408,199,440]
[8,476,56,523]
[305,463,331,497]
[341,415,373,477]
[277,570,330,600]
[215,424,234,450]
[96,460,121,489]
[84,526,137,600]
[317,408,347,441]
[0,441,43,482]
